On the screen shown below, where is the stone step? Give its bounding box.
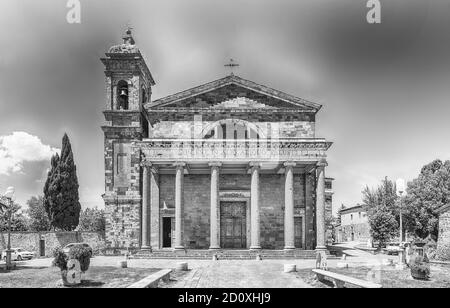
[130,249,331,260]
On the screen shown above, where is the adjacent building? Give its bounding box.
[101,30,333,252]
[335,205,370,243]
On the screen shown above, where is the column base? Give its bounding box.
[315,246,327,252]
[284,246,295,251]
[249,246,262,251]
[209,246,221,250]
[140,246,152,251]
[173,246,185,252]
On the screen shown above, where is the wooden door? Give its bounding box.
[39,239,45,257]
[220,202,246,249]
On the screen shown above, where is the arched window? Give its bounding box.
[202,119,262,140]
[117,80,129,110]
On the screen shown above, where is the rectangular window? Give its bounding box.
[221,124,227,139]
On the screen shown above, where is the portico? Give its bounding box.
[139,156,329,252]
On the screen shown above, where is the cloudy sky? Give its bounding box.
[1,0,449,213]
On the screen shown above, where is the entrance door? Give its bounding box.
[162,217,173,248]
[39,239,45,257]
[220,202,246,249]
[294,217,303,249]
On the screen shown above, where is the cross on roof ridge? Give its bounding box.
[224,58,240,76]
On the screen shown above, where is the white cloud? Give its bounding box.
[0,132,59,175]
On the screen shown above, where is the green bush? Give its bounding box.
[52,247,68,271]
[68,245,91,272]
[436,243,450,261]
[410,254,430,280]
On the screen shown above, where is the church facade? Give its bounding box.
[101,30,333,252]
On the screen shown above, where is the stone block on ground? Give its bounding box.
[117,260,128,268]
[382,258,393,266]
[284,264,296,273]
[176,262,188,271]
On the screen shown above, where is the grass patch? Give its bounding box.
[0,266,160,288]
[297,264,450,288]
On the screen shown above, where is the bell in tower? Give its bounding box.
[117,80,129,110]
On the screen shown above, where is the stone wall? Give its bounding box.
[438,210,450,250]
[336,223,371,243]
[0,231,105,257]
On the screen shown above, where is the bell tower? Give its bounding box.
[101,29,155,248]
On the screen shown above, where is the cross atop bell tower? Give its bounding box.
[122,26,135,45]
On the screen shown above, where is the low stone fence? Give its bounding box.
[0,231,106,257]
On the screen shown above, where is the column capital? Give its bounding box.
[317,158,328,168]
[140,160,153,168]
[141,161,159,174]
[173,162,187,169]
[208,162,222,169]
[249,162,262,170]
[284,162,297,169]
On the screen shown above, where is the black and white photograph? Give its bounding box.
[1,0,450,294]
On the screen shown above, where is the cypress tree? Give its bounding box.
[43,133,81,231]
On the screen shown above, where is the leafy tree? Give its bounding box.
[43,133,81,231]
[404,159,450,240]
[362,177,400,246]
[78,207,105,232]
[0,202,29,232]
[362,177,399,219]
[26,196,51,231]
[367,205,398,248]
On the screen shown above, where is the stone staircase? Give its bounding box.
[131,249,332,260]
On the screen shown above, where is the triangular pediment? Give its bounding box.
[146,75,321,112]
[213,97,276,109]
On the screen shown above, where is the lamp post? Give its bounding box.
[3,187,15,270]
[395,179,406,268]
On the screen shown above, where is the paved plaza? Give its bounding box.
[11,251,389,288]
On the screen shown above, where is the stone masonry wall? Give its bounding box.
[0,232,105,257]
[438,211,450,250]
[337,223,371,243]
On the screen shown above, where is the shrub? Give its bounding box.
[52,247,68,271]
[92,242,107,256]
[410,254,430,280]
[436,243,450,261]
[68,245,91,272]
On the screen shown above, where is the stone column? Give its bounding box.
[315,159,328,251]
[209,162,222,250]
[250,162,262,250]
[149,164,160,249]
[174,162,186,251]
[284,162,296,250]
[141,163,151,250]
